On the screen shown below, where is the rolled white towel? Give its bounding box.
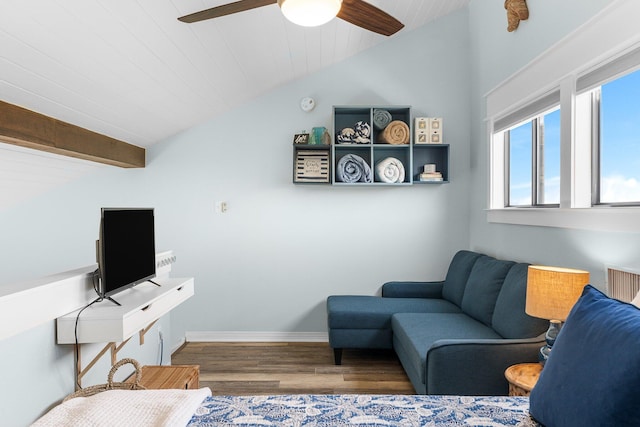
[375,157,405,183]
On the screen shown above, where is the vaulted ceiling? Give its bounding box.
[0,0,470,211]
[0,0,470,149]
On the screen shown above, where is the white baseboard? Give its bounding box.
[185,331,329,343]
[171,336,186,354]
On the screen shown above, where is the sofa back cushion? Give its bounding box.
[492,263,548,338]
[441,251,483,307]
[461,256,515,326]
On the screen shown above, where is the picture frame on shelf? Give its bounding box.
[293,133,310,144]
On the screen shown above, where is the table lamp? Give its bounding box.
[525,265,590,365]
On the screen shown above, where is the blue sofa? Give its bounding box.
[326,250,548,395]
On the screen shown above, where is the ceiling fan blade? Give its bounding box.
[337,0,404,36]
[178,0,277,23]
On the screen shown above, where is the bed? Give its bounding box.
[32,389,533,426]
[188,394,532,426]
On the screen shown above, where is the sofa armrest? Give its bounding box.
[425,336,545,395]
[382,281,444,298]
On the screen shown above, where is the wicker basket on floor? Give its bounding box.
[64,358,146,402]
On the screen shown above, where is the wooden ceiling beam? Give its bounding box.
[0,100,145,168]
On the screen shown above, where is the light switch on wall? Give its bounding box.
[215,201,228,213]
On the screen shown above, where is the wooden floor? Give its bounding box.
[172,342,415,395]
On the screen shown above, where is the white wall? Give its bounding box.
[0,9,472,425]
[467,0,636,288]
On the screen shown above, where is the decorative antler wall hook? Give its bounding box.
[505,0,529,32]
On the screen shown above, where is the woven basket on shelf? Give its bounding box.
[64,358,146,402]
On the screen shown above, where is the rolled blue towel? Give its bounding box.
[373,109,392,130]
[336,154,372,183]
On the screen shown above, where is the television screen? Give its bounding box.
[99,208,156,299]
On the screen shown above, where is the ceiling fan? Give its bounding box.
[178,0,404,37]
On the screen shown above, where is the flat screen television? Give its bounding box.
[97,208,156,302]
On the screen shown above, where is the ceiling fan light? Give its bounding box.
[278,0,342,27]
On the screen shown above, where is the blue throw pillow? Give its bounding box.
[529,285,640,426]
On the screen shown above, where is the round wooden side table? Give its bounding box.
[504,363,542,396]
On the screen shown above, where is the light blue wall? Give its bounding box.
[467,0,630,287]
[0,10,471,425]
[0,166,168,425]
[155,10,472,341]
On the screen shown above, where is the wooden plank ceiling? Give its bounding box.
[0,0,469,148]
[0,0,469,211]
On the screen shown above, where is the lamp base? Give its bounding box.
[538,319,562,365]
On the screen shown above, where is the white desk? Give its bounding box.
[57,277,193,344]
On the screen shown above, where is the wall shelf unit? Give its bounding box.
[413,144,450,184]
[292,105,449,186]
[334,105,411,186]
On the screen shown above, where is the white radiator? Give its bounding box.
[607,267,640,303]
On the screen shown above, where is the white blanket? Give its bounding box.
[375,157,405,183]
[32,388,211,427]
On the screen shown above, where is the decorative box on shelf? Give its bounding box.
[414,117,443,144]
[293,145,330,184]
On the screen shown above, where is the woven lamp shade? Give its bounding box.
[526,265,590,321]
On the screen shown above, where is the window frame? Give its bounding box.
[590,89,603,206]
[590,80,640,207]
[503,111,561,208]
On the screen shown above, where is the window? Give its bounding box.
[504,108,560,207]
[593,68,640,205]
[494,51,640,210]
[507,121,532,206]
[540,109,561,205]
[486,4,640,233]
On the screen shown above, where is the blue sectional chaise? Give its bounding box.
[326,250,548,395]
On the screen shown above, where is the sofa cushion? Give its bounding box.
[327,295,460,329]
[441,250,484,307]
[391,312,501,385]
[492,263,548,338]
[529,285,640,427]
[461,257,515,326]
